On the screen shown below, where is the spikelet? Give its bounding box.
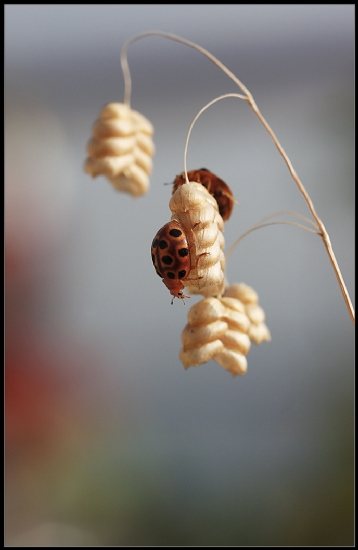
[169,182,225,297]
[84,102,155,197]
[172,168,236,221]
[223,283,271,344]
[180,296,251,376]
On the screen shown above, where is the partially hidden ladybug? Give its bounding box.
[151,220,204,304]
[172,168,235,221]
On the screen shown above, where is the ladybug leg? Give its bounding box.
[191,222,199,232]
[187,226,199,251]
[184,252,211,283]
[171,292,190,305]
[187,240,210,271]
[195,251,210,268]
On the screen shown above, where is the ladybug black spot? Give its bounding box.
[159,239,168,249]
[169,228,182,238]
[178,247,189,257]
[178,270,186,279]
[152,238,158,248]
[162,255,173,265]
[167,272,175,279]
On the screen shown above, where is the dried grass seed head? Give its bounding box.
[84,102,155,197]
[172,168,236,221]
[223,283,271,344]
[169,182,226,298]
[180,296,251,376]
[180,283,270,375]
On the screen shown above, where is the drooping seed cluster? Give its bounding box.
[223,283,271,345]
[180,284,270,376]
[84,103,155,197]
[151,173,270,375]
[172,168,235,221]
[180,296,250,375]
[84,99,270,376]
[169,182,226,297]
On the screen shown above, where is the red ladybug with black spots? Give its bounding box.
[151,220,192,304]
[172,168,235,221]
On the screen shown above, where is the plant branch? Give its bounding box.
[120,30,354,324]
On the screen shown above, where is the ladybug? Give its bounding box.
[151,220,209,304]
[172,168,235,221]
[151,220,192,304]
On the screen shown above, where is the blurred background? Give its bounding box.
[5,5,354,546]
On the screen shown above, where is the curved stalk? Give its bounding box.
[120,30,354,324]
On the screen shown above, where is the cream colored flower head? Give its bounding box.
[180,283,270,376]
[84,103,155,197]
[180,296,251,376]
[169,182,226,298]
[223,283,271,345]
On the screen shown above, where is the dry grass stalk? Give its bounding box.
[120,30,354,325]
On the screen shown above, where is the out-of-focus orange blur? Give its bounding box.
[5,102,123,545]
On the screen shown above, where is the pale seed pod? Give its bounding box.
[180,298,227,368]
[223,283,271,345]
[180,296,251,376]
[220,297,251,333]
[169,182,226,297]
[172,168,236,221]
[215,349,248,376]
[180,340,225,369]
[187,296,225,325]
[84,102,155,197]
[181,320,228,349]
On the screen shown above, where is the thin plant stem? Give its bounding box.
[120,30,354,324]
[226,209,322,261]
[120,30,252,108]
[183,94,247,184]
[226,220,321,262]
[246,209,319,229]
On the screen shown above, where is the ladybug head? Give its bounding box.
[163,279,190,305]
